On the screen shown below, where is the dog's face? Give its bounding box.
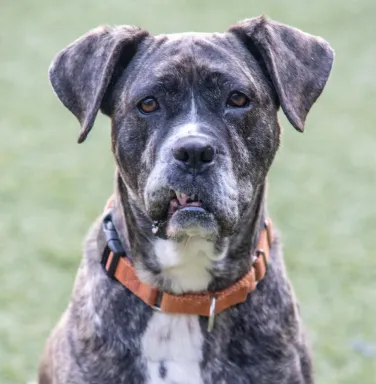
[112,33,281,240]
[49,17,334,242]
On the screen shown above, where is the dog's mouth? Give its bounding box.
[145,182,238,239]
[158,190,217,240]
[168,192,206,217]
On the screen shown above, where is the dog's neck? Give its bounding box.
[112,172,268,293]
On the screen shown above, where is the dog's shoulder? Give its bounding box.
[38,311,82,383]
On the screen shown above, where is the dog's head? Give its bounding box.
[49,17,333,242]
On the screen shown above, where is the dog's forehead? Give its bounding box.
[137,31,250,81]
[152,31,238,62]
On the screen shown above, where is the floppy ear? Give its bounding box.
[49,26,149,143]
[229,16,334,132]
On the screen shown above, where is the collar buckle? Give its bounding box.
[101,210,126,277]
[103,211,126,256]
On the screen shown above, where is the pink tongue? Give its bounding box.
[177,193,189,205]
[169,194,202,214]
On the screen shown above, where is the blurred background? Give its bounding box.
[1,0,375,383]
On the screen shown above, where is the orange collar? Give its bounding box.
[101,197,273,329]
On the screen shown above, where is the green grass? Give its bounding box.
[1,0,376,382]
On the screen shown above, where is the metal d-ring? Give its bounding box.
[151,291,163,312]
[256,249,268,270]
[208,296,216,332]
[151,304,162,312]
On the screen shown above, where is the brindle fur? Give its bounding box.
[39,16,334,384]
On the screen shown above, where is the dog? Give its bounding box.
[38,15,334,384]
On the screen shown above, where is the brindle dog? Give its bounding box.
[39,16,334,384]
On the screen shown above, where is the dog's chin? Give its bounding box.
[146,189,237,239]
[166,207,219,241]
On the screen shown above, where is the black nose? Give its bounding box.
[172,137,216,173]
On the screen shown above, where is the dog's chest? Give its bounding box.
[141,312,204,384]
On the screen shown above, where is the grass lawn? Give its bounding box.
[1,0,375,382]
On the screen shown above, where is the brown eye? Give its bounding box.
[138,97,159,114]
[226,92,250,108]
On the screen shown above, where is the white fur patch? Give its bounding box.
[176,122,199,137]
[168,96,202,139]
[142,312,204,384]
[153,236,226,294]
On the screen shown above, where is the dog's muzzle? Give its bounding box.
[144,134,239,239]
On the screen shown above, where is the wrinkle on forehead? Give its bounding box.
[126,32,265,101]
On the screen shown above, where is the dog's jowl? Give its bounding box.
[39,16,334,384]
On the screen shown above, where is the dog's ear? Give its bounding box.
[49,26,149,143]
[229,16,334,132]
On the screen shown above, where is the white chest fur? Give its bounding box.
[140,236,227,383]
[142,312,204,384]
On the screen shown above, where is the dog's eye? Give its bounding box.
[226,92,250,108]
[138,97,159,114]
